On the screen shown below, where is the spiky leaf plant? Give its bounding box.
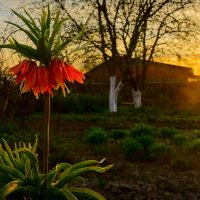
[0,137,112,200]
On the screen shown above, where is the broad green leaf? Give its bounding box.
[37,37,51,66]
[69,35,95,54]
[46,3,51,34]
[0,144,2,155]
[22,142,26,148]
[95,164,113,173]
[11,9,40,38]
[60,160,99,178]
[41,187,69,200]
[40,9,48,36]
[2,139,15,166]
[0,164,25,180]
[54,165,113,188]
[55,163,72,173]
[73,26,87,41]
[0,44,19,51]
[49,18,68,48]
[53,38,72,55]
[53,9,60,28]
[0,151,13,166]
[48,163,71,185]
[0,156,4,165]
[14,143,20,160]
[63,188,78,200]
[14,185,40,199]
[0,172,13,187]
[18,148,39,174]
[24,9,40,31]
[69,187,106,200]
[28,142,31,150]
[25,159,30,177]
[12,38,39,60]
[51,28,61,52]
[55,27,87,54]
[47,170,57,185]
[26,174,46,187]
[0,180,23,200]
[5,21,38,45]
[30,135,38,153]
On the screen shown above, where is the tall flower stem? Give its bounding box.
[43,94,50,176]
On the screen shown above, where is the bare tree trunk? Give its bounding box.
[109,76,123,112]
[132,89,142,108]
[109,76,117,112]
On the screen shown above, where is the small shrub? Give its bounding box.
[130,124,155,138]
[171,134,187,146]
[136,135,154,148]
[122,138,142,160]
[85,127,108,153]
[158,127,180,140]
[139,135,155,160]
[151,143,174,162]
[130,124,156,160]
[109,129,127,141]
[186,139,200,154]
[184,139,200,165]
[191,129,200,139]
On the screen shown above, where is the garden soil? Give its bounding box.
[23,113,200,200]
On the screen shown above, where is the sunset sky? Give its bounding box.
[0,0,200,74]
[0,0,23,22]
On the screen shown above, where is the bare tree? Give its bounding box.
[96,0,197,110]
[26,0,197,112]
[53,0,197,111]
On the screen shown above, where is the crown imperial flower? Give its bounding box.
[8,59,85,98]
[1,4,87,97]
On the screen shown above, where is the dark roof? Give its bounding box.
[149,61,192,72]
[85,59,193,75]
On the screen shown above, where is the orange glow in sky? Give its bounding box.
[0,1,200,75]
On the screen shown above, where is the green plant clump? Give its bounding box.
[130,124,155,138]
[170,134,187,146]
[0,137,112,200]
[85,127,108,153]
[122,138,142,160]
[129,124,156,160]
[158,127,181,141]
[151,143,174,161]
[109,129,127,142]
[186,139,200,153]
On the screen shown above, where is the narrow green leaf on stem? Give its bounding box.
[69,187,106,200]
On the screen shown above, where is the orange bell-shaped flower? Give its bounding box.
[8,59,85,98]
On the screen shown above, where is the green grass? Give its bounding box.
[2,105,200,168]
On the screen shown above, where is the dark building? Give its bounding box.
[83,59,200,106]
[85,60,198,87]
